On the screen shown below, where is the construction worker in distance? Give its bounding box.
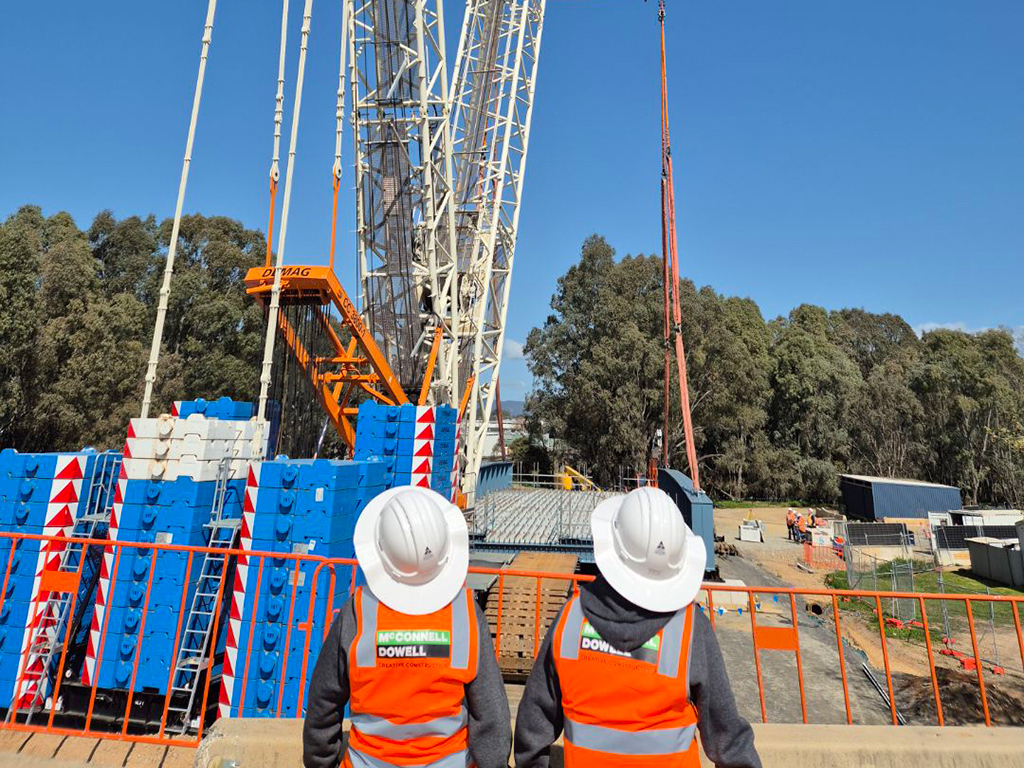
[797,512,808,544]
[785,508,796,541]
[303,486,512,768]
[514,486,761,768]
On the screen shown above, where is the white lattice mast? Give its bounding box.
[348,0,461,405]
[448,0,545,502]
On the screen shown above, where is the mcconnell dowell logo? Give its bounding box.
[580,620,660,664]
[376,629,451,659]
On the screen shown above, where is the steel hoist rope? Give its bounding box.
[140,0,218,419]
[265,0,290,268]
[256,0,316,435]
[329,0,350,272]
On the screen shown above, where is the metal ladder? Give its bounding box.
[165,457,241,733]
[13,451,122,723]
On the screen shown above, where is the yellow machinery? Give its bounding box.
[558,465,601,492]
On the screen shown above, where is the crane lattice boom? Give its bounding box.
[448,0,546,502]
[349,0,461,406]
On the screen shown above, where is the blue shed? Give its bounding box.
[839,474,962,521]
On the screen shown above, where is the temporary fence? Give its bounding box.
[803,541,845,570]
[0,532,1021,750]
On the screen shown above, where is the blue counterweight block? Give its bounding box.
[119,477,246,509]
[94,635,178,692]
[430,476,455,495]
[176,397,255,421]
[1,476,56,508]
[0,600,34,649]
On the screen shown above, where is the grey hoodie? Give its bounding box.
[303,591,512,768]
[514,576,761,768]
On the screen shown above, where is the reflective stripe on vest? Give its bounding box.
[356,588,379,667]
[349,707,469,740]
[450,586,471,670]
[355,588,472,670]
[564,717,698,756]
[657,607,687,678]
[346,747,470,768]
[558,597,585,661]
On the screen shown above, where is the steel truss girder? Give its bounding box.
[448,0,546,503]
[347,0,461,405]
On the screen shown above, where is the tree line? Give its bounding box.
[524,235,1024,506]
[3,208,1021,507]
[0,206,265,453]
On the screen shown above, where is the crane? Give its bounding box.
[247,0,547,503]
[149,0,699,502]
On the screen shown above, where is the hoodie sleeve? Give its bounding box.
[303,599,357,768]
[512,605,565,768]
[465,600,512,768]
[689,609,762,768]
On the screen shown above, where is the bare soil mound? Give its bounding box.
[894,667,1024,726]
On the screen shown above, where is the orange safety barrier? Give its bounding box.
[803,541,846,570]
[0,531,1020,748]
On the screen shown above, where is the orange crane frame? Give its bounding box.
[245,265,410,450]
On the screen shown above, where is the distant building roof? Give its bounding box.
[840,474,960,491]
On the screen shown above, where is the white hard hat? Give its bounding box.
[591,487,706,613]
[355,486,469,615]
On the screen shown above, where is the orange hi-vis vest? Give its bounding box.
[345,586,478,768]
[552,595,699,767]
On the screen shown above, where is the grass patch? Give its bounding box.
[826,567,1024,637]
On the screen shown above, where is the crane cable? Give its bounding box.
[265,0,290,268]
[140,0,218,419]
[329,0,350,272]
[659,0,701,490]
[256,0,315,436]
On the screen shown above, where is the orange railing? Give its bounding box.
[0,532,1019,748]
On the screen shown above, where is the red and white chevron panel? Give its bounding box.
[14,455,86,705]
[220,462,259,718]
[411,407,435,489]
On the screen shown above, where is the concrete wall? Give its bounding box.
[195,719,1024,768]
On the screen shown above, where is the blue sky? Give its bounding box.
[3,1,1022,399]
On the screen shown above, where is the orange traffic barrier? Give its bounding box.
[0,531,1018,748]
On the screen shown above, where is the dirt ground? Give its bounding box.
[712,506,1024,726]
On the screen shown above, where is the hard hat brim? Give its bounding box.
[354,486,470,615]
[591,495,707,613]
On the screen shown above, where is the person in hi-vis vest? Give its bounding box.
[514,487,761,768]
[304,486,511,768]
